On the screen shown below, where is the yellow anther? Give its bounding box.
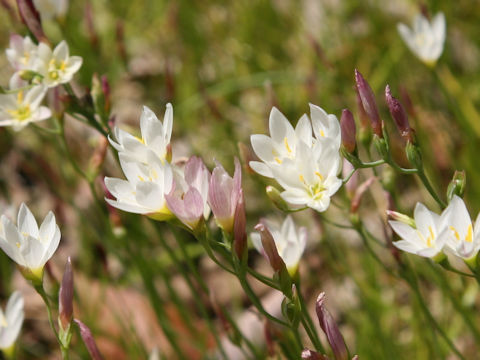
[274,157,283,164]
[320,130,325,137]
[138,175,145,182]
[466,224,473,243]
[425,226,435,247]
[315,171,324,181]
[284,137,292,153]
[60,61,67,71]
[16,91,24,104]
[449,226,460,241]
[299,174,305,183]
[16,242,21,248]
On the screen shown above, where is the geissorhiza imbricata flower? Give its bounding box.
[442,195,480,262]
[165,156,210,231]
[388,202,447,259]
[104,151,174,220]
[35,40,82,87]
[251,215,306,275]
[397,12,446,66]
[249,105,340,178]
[269,139,342,212]
[6,34,38,71]
[109,104,173,163]
[0,203,61,282]
[0,291,24,355]
[0,85,51,131]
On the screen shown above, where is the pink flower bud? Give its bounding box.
[350,177,376,214]
[385,85,412,141]
[101,75,111,113]
[354,69,382,137]
[59,257,74,331]
[16,0,48,44]
[165,156,210,231]
[254,222,286,273]
[316,292,349,360]
[340,109,356,153]
[208,158,242,233]
[74,319,104,360]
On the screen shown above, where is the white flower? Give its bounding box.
[389,203,447,259]
[443,195,480,260]
[0,291,24,352]
[0,85,51,131]
[271,140,342,212]
[0,203,61,280]
[249,105,340,178]
[5,35,38,71]
[105,151,174,220]
[397,12,446,66]
[109,104,173,163]
[251,215,307,274]
[35,41,82,87]
[33,0,68,20]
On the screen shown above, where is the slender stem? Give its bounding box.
[417,169,446,208]
[296,285,324,352]
[359,159,386,168]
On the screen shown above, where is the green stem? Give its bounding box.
[417,169,446,208]
[297,289,324,353]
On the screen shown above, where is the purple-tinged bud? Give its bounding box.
[340,109,357,153]
[447,170,466,202]
[301,349,329,360]
[350,177,376,214]
[101,75,111,114]
[165,156,210,231]
[254,222,286,273]
[385,85,413,142]
[316,292,349,360]
[208,158,242,233]
[16,0,48,44]
[74,319,104,360]
[84,1,99,48]
[354,69,382,137]
[342,160,358,199]
[59,257,74,332]
[233,189,247,259]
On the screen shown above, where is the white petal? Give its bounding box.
[17,203,39,239]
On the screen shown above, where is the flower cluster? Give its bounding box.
[250,105,342,212]
[0,35,82,130]
[389,196,480,263]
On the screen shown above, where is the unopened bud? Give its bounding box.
[316,292,349,360]
[302,349,328,360]
[355,69,382,137]
[405,142,422,169]
[101,75,111,114]
[447,170,466,202]
[340,109,356,153]
[74,319,104,360]
[386,210,416,228]
[373,136,389,160]
[17,0,48,44]
[59,257,74,332]
[385,85,413,142]
[254,222,286,273]
[266,185,290,212]
[233,190,247,260]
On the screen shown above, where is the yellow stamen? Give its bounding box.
[320,130,325,137]
[449,226,460,241]
[299,174,305,183]
[466,224,473,243]
[17,91,24,104]
[426,226,434,247]
[315,171,324,181]
[16,242,21,248]
[274,157,283,164]
[138,175,145,182]
[284,137,292,153]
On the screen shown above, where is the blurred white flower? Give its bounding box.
[0,85,51,131]
[165,156,210,230]
[104,151,174,220]
[309,103,341,149]
[109,104,173,163]
[0,291,24,353]
[397,12,446,66]
[33,0,68,20]
[0,203,61,281]
[389,203,447,259]
[251,215,306,275]
[443,195,480,261]
[6,35,38,71]
[36,41,82,87]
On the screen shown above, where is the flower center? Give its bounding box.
[48,58,67,80]
[299,172,325,200]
